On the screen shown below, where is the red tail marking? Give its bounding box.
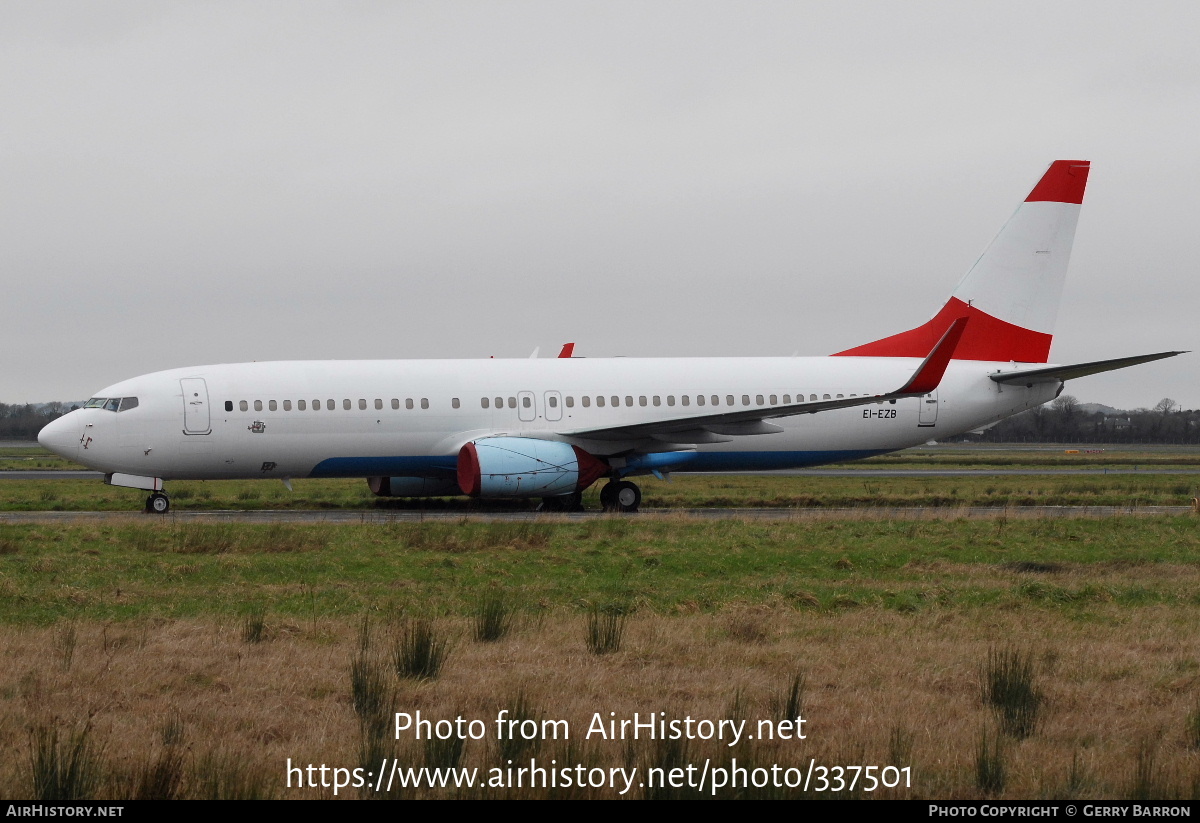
[1025,160,1090,205]
[558,343,575,358]
[833,298,1052,362]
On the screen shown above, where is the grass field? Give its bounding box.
[5,473,1200,511]
[2,515,1199,799]
[4,443,1200,513]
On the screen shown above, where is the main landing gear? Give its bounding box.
[538,480,641,513]
[145,492,170,514]
[599,480,641,513]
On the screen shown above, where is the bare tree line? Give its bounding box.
[952,396,1200,444]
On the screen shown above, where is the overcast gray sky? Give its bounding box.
[3,1,1196,409]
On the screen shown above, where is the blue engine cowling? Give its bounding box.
[457,437,608,498]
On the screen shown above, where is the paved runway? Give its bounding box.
[1,505,1192,524]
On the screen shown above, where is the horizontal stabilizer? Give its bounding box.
[989,351,1186,386]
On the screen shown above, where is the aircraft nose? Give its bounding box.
[38,414,78,460]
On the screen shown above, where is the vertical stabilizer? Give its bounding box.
[833,160,1090,363]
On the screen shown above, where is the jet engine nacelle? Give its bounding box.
[457,437,609,498]
[367,476,461,497]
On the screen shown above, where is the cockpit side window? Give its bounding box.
[118,397,139,412]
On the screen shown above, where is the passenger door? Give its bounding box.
[180,378,211,434]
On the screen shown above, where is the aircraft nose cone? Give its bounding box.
[38,414,78,460]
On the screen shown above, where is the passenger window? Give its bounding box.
[522,396,531,408]
[406,399,414,410]
[810,394,818,401]
[769,395,777,405]
[836,394,844,399]
[392,399,400,410]
[639,396,647,407]
[697,395,706,406]
[225,401,233,412]
[667,396,675,407]
[452,398,460,409]
[681,396,689,406]
[583,396,591,407]
[550,396,559,408]
[653,396,661,406]
[314,399,321,410]
[597,396,605,407]
[508,397,516,409]
[252,400,261,411]
[298,400,306,410]
[327,399,335,410]
[610,396,619,407]
[712,395,720,406]
[756,395,764,406]
[726,395,734,406]
[783,395,790,404]
[495,397,503,409]
[482,397,490,409]
[625,396,633,407]
[565,397,574,408]
[269,400,277,411]
[284,400,292,411]
[343,399,351,410]
[421,399,429,409]
[742,395,750,406]
[359,399,367,410]
[239,401,248,412]
[822,394,831,400]
[375,399,383,410]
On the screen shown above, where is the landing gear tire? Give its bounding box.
[540,491,583,512]
[601,480,641,513]
[146,492,170,514]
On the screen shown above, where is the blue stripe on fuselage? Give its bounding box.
[309,455,459,478]
[308,450,888,479]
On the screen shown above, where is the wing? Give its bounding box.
[558,317,969,446]
[989,351,1186,386]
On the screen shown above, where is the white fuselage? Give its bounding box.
[39,356,1057,484]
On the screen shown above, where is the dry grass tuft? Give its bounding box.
[392,618,450,680]
[975,728,1006,795]
[773,671,805,723]
[982,647,1044,739]
[28,721,102,801]
[241,605,267,644]
[585,608,626,655]
[473,592,516,643]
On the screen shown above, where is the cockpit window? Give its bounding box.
[84,397,139,412]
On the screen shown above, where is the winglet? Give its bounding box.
[896,317,969,395]
[558,343,575,358]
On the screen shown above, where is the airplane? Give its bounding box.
[37,160,1183,514]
